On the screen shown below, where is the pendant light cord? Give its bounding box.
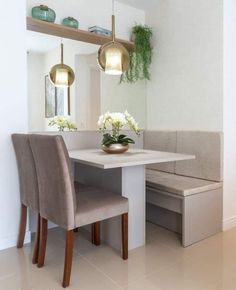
[60,38,64,64]
[61,43,64,64]
[112,0,115,15]
[112,0,115,42]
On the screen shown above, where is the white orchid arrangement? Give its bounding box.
[98,111,140,146]
[48,116,77,132]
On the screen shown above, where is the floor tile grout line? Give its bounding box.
[79,254,121,288]
[41,226,227,289]
[74,241,150,288]
[123,273,167,290]
[79,245,177,289]
[122,257,185,289]
[33,237,120,288]
[74,233,183,288]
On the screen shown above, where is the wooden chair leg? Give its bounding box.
[93,222,100,246]
[32,214,40,264]
[62,230,74,288]
[37,217,48,268]
[91,224,95,244]
[17,204,27,248]
[122,213,128,260]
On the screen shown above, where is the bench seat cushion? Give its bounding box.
[146,169,222,197]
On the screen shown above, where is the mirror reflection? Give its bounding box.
[27,31,146,132]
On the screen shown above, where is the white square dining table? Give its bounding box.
[69,149,195,250]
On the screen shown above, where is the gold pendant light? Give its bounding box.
[49,42,75,87]
[98,0,130,75]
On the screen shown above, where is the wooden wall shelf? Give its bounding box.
[27,17,134,51]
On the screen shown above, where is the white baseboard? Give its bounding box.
[223,216,236,231]
[0,231,31,251]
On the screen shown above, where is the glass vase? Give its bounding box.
[62,17,79,29]
[31,5,56,23]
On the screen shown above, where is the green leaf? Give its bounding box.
[118,134,127,139]
[102,133,135,145]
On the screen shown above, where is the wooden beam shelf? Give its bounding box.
[27,17,134,51]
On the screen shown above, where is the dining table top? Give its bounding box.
[68,148,195,169]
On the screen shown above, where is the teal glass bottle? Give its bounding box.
[31,5,56,23]
[62,17,79,29]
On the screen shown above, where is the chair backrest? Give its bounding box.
[29,134,76,230]
[12,134,39,212]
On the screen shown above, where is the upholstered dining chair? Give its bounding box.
[12,134,40,264]
[29,134,129,288]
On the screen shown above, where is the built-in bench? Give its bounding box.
[144,131,223,247]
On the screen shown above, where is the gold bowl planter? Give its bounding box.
[102,144,129,154]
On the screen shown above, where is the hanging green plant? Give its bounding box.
[121,24,153,84]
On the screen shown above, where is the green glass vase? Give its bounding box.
[62,17,79,29]
[31,5,56,23]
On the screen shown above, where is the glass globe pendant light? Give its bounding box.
[98,0,130,75]
[49,42,75,87]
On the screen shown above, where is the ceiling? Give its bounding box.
[117,0,155,10]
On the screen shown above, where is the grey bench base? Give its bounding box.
[146,187,223,247]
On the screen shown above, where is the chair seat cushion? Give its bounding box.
[74,182,129,227]
[146,169,222,197]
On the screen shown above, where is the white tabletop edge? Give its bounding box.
[69,149,195,170]
[69,157,105,169]
[103,155,195,169]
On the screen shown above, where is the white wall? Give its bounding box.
[223,0,236,229]
[0,2,28,250]
[146,0,223,131]
[101,76,146,129]
[28,52,45,131]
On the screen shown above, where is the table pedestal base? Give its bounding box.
[74,163,146,250]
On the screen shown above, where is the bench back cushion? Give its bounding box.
[175,131,223,182]
[144,130,223,182]
[144,131,176,173]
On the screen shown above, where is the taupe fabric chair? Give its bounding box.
[29,134,129,288]
[12,134,40,264]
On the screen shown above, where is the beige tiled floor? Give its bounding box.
[1,223,236,290]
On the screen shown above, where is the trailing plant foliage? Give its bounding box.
[121,24,153,84]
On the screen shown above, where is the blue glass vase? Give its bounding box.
[31,5,56,23]
[62,17,79,29]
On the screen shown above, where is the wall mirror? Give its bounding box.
[27,30,146,132]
